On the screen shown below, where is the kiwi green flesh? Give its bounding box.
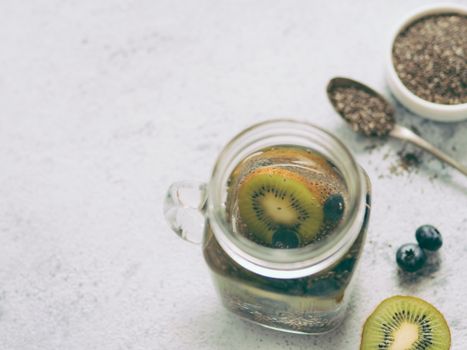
[360,295,451,350]
[237,170,323,246]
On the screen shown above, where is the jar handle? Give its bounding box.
[163,181,207,244]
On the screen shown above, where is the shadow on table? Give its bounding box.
[397,251,442,287]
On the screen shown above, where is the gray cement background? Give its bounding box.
[0,1,466,349]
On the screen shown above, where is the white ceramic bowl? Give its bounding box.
[386,3,467,122]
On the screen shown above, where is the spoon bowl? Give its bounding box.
[327,77,467,177]
[327,77,392,113]
[327,77,395,137]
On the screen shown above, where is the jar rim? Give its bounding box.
[207,119,368,278]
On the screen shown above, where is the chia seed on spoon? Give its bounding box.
[327,83,395,137]
[327,77,467,177]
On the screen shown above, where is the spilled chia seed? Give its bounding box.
[389,148,423,176]
[393,13,467,105]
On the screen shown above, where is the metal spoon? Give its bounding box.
[327,77,467,177]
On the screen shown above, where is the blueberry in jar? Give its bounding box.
[323,194,345,224]
[272,227,300,249]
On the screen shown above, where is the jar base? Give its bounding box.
[223,297,348,335]
[211,270,350,335]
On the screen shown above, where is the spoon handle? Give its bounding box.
[390,124,467,177]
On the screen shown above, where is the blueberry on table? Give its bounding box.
[272,228,300,249]
[396,243,426,272]
[323,194,345,224]
[416,225,442,251]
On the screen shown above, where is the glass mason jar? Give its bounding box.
[164,119,371,334]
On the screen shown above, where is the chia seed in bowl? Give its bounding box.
[392,13,467,105]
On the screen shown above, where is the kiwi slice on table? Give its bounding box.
[360,295,451,350]
[237,167,323,246]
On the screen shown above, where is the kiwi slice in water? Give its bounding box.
[361,295,451,350]
[237,167,323,246]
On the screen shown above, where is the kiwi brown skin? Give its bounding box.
[360,295,451,350]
